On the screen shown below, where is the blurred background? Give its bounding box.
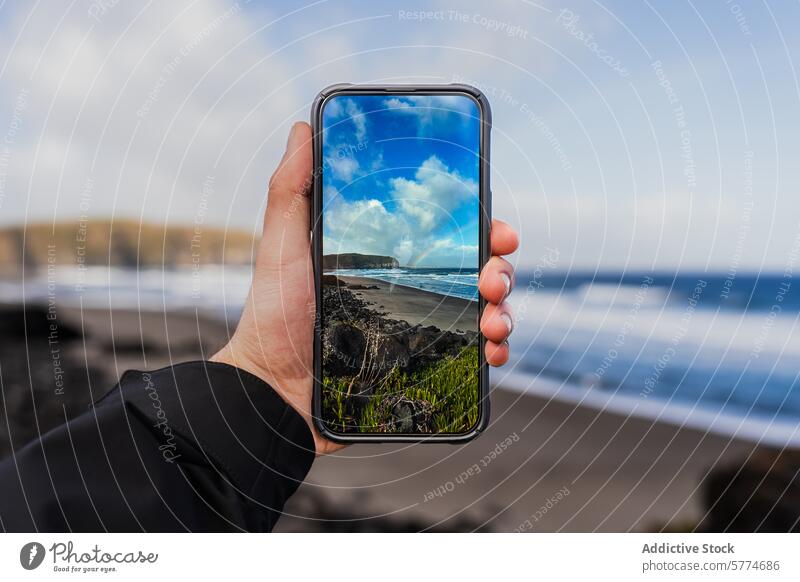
[0,0,798,531]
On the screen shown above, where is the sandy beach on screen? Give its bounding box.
[337,275,479,331]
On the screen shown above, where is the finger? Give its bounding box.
[480,302,513,344]
[313,433,348,456]
[485,339,509,367]
[491,219,519,256]
[263,122,313,238]
[479,256,514,304]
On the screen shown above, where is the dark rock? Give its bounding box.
[331,324,366,355]
[323,283,476,376]
[0,304,82,341]
[375,333,410,372]
[321,283,477,432]
[324,323,366,375]
[701,449,800,532]
[389,398,434,433]
[409,326,441,354]
[392,400,416,433]
[0,304,105,458]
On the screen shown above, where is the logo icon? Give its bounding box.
[20,542,46,570]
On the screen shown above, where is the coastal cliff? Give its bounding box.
[322,253,399,270]
[0,220,257,271]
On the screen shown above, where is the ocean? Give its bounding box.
[503,272,800,446]
[328,267,479,301]
[3,267,798,446]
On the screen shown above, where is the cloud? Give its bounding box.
[383,97,411,110]
[0,1,300,230]
[324,196,406,258]
[322,98,372,183]
[390,155,476,232]
[498,190,800,271]
[325,97,367,143]
[381,95,478,135]
[326,154,360,182]
[324,155,478,267]
[345,99,367,143]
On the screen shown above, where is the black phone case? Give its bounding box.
[310,83,492,443]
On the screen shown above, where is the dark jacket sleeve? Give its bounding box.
[0,361,315,532]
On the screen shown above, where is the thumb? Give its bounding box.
[262,122,313,250]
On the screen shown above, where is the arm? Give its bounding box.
[0,362,314,532]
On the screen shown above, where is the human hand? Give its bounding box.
[212,122,519,455]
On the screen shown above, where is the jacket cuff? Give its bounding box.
[94,361,315,506]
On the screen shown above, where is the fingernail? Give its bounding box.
[500,312,513,333]
[500,272,512,297]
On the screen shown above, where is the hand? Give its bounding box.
[211,122,519,455]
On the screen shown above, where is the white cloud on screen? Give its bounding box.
[382,95,476,134]
[345,99,367,143]
[323,98,370,181]
[325,97,368,142]
[383,97,410,109]
[324,155,478,267]
[326,154,360,182]
[389,156,476,231]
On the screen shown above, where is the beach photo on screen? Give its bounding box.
[320,94,482,434]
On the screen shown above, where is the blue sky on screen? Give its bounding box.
[322,94,480,268]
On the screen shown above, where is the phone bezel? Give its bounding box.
[310,83,492,443]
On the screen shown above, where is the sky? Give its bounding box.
[0,0,799,271]
[322,94,480,268]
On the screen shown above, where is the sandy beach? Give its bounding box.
[1,302,792,531]
[278,388,762,532]
[337,276,478,332]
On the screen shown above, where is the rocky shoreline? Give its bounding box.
[321,276,479,432]
[322,276,478,378]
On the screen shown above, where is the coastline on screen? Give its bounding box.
[320,93,482,435]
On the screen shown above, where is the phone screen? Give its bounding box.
[319,92,483,436]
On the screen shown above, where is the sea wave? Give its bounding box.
[329,267,479,301]
[503,283,800,446]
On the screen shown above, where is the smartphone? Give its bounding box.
[311,84,491,442]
